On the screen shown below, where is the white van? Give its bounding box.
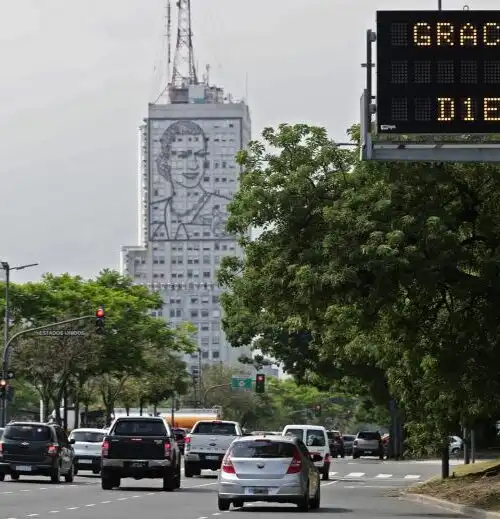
[282,424,331,480]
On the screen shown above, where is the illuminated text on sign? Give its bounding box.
[436,98,500,121]
[413,22,500,46]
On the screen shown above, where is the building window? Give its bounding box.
[212,351,220,359]
[190,310,198,318]
[203,271,210,278]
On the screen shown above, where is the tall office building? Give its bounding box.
[121,1,252,376]
[121,85,252,374]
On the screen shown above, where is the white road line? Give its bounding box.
[39,487,48,490]
[404,475,421,479]
[117,497,128,500]
[328,471,338,476]
[66,507,79,510]
[101,500,111,504]
[346,472,365,477]
[146,492,155,495]
[3,491,13,494]
[49,511,60,514]
[21,489,31,492]
[212,514,221,516]
[85,504,95,507]
[197,517,208,519]
[131,495,140,498]
[375,474,393,478]
[322,480,338,486]
[192,482,217,487]
[27,514,39,517]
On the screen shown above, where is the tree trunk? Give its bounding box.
[42,396,50,422]
[73,394,80,429]
[83,404,89,426]
[63,385,68,431]
[126,406,130,416]
[139,400,143,416]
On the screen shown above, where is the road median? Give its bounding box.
[402,459,500,518]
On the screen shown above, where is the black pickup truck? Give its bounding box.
[100,416,181,491]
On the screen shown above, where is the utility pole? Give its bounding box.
[1,261,38,425]
[438,0,442,10]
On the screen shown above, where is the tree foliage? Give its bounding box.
[219,123,500,450]
[2,270,195,425]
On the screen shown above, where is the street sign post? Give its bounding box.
[231,376,252,392]
[377,10,500,135]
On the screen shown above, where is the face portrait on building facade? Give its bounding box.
[149,120,232,241]
[156,120,207,190]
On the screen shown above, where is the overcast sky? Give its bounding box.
[0,0,495,282]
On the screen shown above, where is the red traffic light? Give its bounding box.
[96,308,105,318]
[0,379,6,386]
[256,375,265,382]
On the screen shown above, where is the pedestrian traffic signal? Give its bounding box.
[255,374,265,394]
[95,307,105,334]
[0,379,7,399]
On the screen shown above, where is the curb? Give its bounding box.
[402,493,500,518]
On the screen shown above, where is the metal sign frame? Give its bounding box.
[360,9,500,163]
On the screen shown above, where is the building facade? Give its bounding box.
[121,85,251,375]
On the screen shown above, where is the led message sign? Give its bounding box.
[376,11,500,134]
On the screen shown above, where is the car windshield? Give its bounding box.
[284,429,304,439]
[358,431,380,440]
[343,435,355,441]
[71,431,105,443]
[306,430,326,447]
[4,425,51,441]
[231,440,295,458]
[113,420,166,436]
[191,422,237,435]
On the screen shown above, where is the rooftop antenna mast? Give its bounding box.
[170,0,198,97]
[167,1,172,87]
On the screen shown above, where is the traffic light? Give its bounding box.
[313,404,321,416]
[95,307,105,335]
[255,374,265,394]
[0,379,7,399]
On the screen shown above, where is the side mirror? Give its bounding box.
[311,454,322,462]
[69,438,76,444]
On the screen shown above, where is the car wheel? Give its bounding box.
[310,481,321,509]
[451,448,459,455]
[50,465,61,484]
[0,473,4,481]
[233,500,244,508]
[297,483,310,511]
[174,463,181,489]
[65,463,74,483]
[163,470,177,491]
[353,452,360,459]
[218,497,230,511]
[10,472,19,481]
[101,475,114,490]
[92,469,100,475]
[184,461,195,478]
[74,467,78,476]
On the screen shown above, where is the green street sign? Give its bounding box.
[231,376,252,391]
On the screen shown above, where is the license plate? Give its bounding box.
[79,460,92,464]
[16,465,32,471]
[246,487,268,495]
[206,455,219,460]
[365,450,372,454]
[129,462,147,468]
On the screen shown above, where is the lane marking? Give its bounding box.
[49,512,60,514]
[66,507,79,510]
[192,482,217,488]
[404,475,421,479]
[328,471,338,476]
[101,500,111,504]
[212,514,221,516]
[27,515,39,517]
[117,497,128,500]
[322,480,338,486]
[375,473,393,478]
[131,495,140,498]
[21,489,31,492]
[197,517,208,519]
[346,472,365,477]
[85,504,95,507]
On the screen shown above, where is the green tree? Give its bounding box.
[218,123,500,457]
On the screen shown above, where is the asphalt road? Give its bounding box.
[0,459,467,519]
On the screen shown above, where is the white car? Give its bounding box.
[449,435,463,455]
[69,428,107,475]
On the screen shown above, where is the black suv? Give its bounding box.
[0,422,75,483]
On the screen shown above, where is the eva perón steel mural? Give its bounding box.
[148,119,239,241]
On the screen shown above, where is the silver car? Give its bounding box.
[217,435,321,511]
[352,431,384,459]
[68,428,107,475]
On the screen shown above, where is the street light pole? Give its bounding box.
[1,261,38,426]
